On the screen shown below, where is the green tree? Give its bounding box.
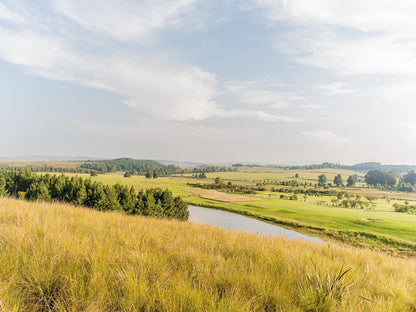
[333,174,343,187]
[0,172,6,196]
[318,174,327,187]
[347,174,357,187]
[145,171,152,179]
[90,170,98,177]
[25,181,51,201]
[365,170,396,187]
[214,176,223,185]
[153,171,158,179]
[124,171,131,178]
[403,170,416,186]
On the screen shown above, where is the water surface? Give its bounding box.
[188,205,323,242]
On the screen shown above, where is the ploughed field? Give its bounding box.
[1,197,416,311]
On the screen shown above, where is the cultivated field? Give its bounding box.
[1,198,415,311]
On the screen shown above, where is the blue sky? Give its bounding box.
[1,0,416,164]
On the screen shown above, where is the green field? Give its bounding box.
[54,166,416,256]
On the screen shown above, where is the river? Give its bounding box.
[188,205,323,242]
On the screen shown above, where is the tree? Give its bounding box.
[214,176,223,185]
[0,172,6,196]
[153,171,158,179]
[318,174,327,187]
[347,174,357,187]
[365,170,396,187]
[145,171,152,179]
[90,170,98,177]
[25,181,51,201]
[124,171,131,178]
[403,170,416,186]
[333,174,343,187]
[385,171,397,187]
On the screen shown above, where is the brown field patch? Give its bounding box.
[185,188,259,202]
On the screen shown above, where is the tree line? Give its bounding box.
[80,158,180,176]
[0,170,189,220]
[365,170,416,192]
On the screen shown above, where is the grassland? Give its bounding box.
[50,167,416,255]
[1,197,416,311]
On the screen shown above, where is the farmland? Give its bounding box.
[2,162,416,254]
[22,164,414,256]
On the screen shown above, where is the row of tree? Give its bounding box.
[364,170,416,192]
[317,174,358,188]
[0,170,189,220]
[80,158,180,176]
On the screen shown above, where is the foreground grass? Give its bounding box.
[1,198,416,311]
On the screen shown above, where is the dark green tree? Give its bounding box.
[145,171,152,179]
[0,172,6,196]
[25,181,51,201]
[214,176,223,185]
[124,171,131,178]
[333,174,343,187]
[347,174,358,187]
[403,170,416,186]
[90,170,98,177]
[318,174,327,187]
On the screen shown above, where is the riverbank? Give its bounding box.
[185,200,416,256]
[188,205,324,242]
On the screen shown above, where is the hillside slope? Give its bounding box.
[0,198,415,311]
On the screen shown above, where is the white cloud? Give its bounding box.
[301,104,324,109]
[0,1,307,123]
[301,130,345,143]
[256,0,416,76]
[319,82,356,96]
[223,81,303,108]
[0,3,24,23]
[49,0,196,41]
[217,109,300,122]
[0,1,221,121]
[256,0,416,35]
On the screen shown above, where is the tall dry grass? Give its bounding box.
[0,197,415,311]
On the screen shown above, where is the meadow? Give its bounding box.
[1,197,416,311]
[56,167,416,255]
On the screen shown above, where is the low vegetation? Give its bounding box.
[1,198,416,311]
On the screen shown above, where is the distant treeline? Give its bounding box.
[192,166,237,173]
[282,162,416,174]
[0,170,189,220]
[188,177,264,194]
[80,158,181,175]
[0,158,239,177]
[365,170,416,192]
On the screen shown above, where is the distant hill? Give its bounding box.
[285,162,416,174]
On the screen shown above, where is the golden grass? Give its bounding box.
[1,197,416,311]
[184,188,259,202]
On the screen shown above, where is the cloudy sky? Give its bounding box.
[1,0,416,164]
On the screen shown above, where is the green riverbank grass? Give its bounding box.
[1,197,416,311]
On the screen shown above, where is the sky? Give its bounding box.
[1,0,416,164]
